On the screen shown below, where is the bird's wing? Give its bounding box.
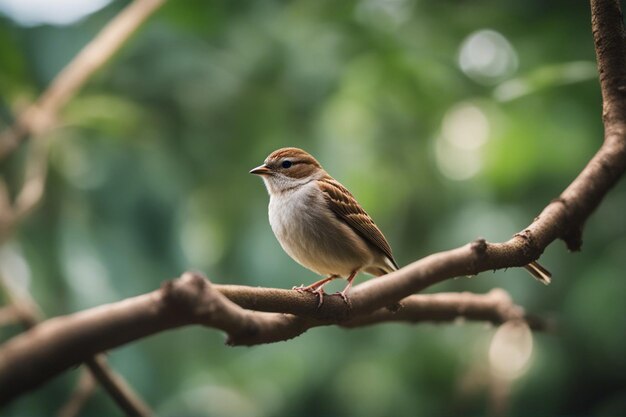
[318,176,398,269]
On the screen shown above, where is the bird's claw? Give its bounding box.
[292,285,326,308]
[313,288,325,308]
[338,291,352,308]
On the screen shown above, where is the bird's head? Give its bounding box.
[250,147,324,194]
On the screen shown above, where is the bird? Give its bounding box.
[250,147,398,306]
[250,147,552,306]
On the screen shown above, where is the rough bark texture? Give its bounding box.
[0,273,538,401]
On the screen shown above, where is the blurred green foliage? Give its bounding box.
[1,0,625,416]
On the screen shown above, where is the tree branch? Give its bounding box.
[0,271,153,416]
[0,0,166,159]
[0,142,49,244]
[83,356,153,417]
[56,370,96,417]
[0,0,167,414]
[592,0,626,130]
[0,273,535,402]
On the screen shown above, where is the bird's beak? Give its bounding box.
[250,164,271,176]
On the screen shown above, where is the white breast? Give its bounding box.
[267,181,372,277]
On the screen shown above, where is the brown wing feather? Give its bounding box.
[319,176,398,269]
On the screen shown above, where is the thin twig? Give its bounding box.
[84,356,153,417]
[0,141,50,245]
[0,0,166,159]
[57,370,97,417]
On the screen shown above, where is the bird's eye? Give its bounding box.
[281,160,292,169]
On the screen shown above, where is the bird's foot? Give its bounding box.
[312,287,326,308]
[337,289,352,308]
[292,284,326,308]
[335,270,356,308]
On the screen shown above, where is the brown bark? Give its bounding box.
[0,273,538,401]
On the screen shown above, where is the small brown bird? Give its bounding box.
[250,147,551,305]
[250,147,398,305]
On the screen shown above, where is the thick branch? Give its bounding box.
[0,272,152,416]
[0,273,531,402]
[592,0,626,129]
[342,289,544,330]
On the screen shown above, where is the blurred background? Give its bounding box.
[1,0,625,415]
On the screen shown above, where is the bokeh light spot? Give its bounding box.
[459,29,518,84]
[442,103,490,150]
[0,0,112,26]
[436,103,490,181]
[489,321,533,380]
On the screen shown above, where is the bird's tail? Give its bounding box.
[524,261,552,285]
[366,256,398,277]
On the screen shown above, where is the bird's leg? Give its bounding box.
[292,275,338,291]
[293,275,339,307]
[338,270,358,306]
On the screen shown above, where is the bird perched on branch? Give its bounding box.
[250,147,551,306]
[250,147,398,306]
